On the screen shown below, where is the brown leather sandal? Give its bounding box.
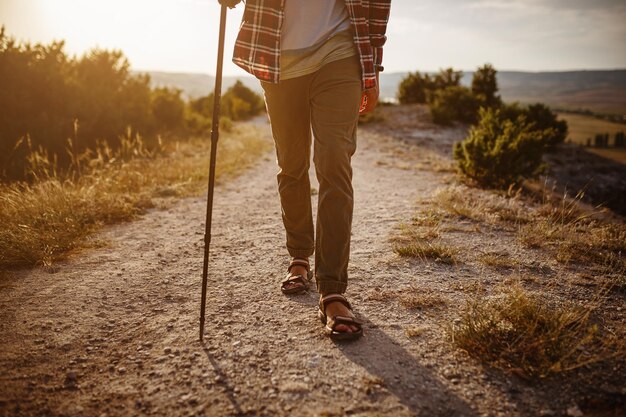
[280,258,313,295]
[318,294,363,341]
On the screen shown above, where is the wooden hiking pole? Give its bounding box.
[200,3,228,341]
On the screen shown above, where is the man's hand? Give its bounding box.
[218,0,241,8]
[359,70,380,115]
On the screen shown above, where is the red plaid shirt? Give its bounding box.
[232,0,391,90]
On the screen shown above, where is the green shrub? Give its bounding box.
[0,27,187,180]
[500,102,568,147]
[397,68,462,105]
[471,63,501,108]
[432,67,462,91]
[226,80,264,116]
[151,87,185,131]
[186,80,264,125]
[397,71,431,104]
[453,107,547,187]
[430,86,480,125]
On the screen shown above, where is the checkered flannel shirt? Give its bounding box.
[232,0,391,90]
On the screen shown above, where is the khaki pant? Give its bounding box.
[261,55,362,294]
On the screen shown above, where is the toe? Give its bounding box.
[334,323,353,333]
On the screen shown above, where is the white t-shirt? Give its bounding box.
[281,0,351,52]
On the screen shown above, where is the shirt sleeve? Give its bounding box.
[368,0,391,69]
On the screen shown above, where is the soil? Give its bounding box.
[1,105,624,417]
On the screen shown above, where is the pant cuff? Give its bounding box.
[316,279,348,294]
[288,247,314,259]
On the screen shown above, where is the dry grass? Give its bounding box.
[393,239,457,264]
[398,287,447,309]
[391,213,457,263]
[518,190,626,272]
[0,125,272,268]
[450,281,487,294]
[433,185,528,225]
[478,251,518,269]
[451,284,624,378]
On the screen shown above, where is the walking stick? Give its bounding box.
[200,3,228,341]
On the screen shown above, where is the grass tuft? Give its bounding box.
[451,284,623,378]
[393,240,457,264]
[433,185,528,225]
[478,251,518,269]
[518,190,626,272]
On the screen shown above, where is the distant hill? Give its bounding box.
[138,71,260,100]
[136,69,626,115]
[382,70,626,115]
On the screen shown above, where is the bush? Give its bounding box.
[226,80,264,117]
[186,80,264,130]
[432,67,462,91]
[151,87,185,132]
[430,86,480,125]
[0,27,186,180]
[397,68,463,105]
[453,107,547,187]
[500,102,568,147]
[397,71,431,104]
[471,63,501,108]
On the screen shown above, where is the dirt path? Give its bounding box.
[0,112,619,417]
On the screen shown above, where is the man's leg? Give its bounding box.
[261,76,315,262]
[309,55,362,295]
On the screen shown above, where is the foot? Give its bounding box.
[281,258,310,293]
[320,292,360,333]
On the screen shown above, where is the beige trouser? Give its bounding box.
[260,55,362,294]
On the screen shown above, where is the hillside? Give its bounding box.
[138,69,626,115]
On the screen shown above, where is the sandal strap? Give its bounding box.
[287,258,310,272]
[320,294,352,312]
[282,273,307,285]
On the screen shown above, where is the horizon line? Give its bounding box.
[131,67,626,77]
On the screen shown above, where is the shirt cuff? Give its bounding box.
[373,47,384,72]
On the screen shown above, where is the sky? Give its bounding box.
[1,0,625,77]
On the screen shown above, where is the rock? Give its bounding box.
[64,371,78,388]
[566,405,583,417]
[539,409,556,416]
[117,367,126,374]
[164,347,172,354]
